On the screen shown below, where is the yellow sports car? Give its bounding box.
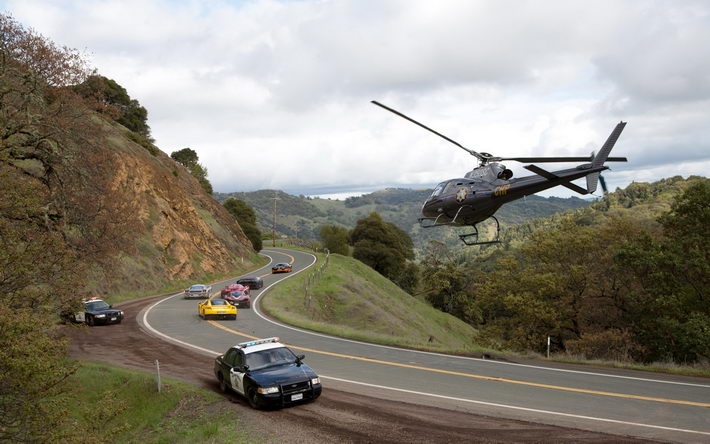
[198,298,237,320]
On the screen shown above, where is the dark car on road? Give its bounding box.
[236,276,263,290]
[214,337,321,409]
[70,298,124,326]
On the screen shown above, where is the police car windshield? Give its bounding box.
[246,348,296,370]
[86,300,110,311]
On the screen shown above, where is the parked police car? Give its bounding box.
[69,297,124,326]
[214,337,321,409]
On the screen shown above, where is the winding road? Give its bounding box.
[139,248,710,443]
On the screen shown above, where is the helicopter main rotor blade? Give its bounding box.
[497,156,628,163]
[371,100,484,161]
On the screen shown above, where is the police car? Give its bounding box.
[214,337,322,409]
[70,297,124,326]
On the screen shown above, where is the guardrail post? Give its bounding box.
[155,359,161,393]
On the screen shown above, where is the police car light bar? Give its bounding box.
[237,337,280,348]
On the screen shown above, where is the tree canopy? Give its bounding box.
[223,198,262,251]
[319,224,350,256]
[73,74,152,138]
[170,147,213,194]
[349,212,417,293]
[614,179,710,363]
[441,177,710,364]
[1,12,123,442]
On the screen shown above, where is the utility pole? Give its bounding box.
[271,190,279,247]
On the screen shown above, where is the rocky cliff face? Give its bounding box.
[97,119,259,290]
[117,146,252,269]
[2,68,259,297]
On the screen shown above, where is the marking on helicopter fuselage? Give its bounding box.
[494,184,511,196]
[456,188,467,202]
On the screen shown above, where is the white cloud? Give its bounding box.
[2,0,708,200]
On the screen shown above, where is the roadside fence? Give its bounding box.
[304,248,329,310]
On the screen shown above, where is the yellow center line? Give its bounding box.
[263,249,296,267]
[208,322,710,408]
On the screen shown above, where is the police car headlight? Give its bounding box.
[95,314,106,318]
[257,386,279,395]
[311,377,321,385]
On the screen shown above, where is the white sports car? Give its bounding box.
[184,284,212,299]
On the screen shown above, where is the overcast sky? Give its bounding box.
[3,0,709,198]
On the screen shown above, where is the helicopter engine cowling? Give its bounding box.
[464,162,512,182]
[497,168,513,180]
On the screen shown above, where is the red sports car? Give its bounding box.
[221,283,249,297]
[221,283,251,308]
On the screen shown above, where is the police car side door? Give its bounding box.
[229,350,247,395]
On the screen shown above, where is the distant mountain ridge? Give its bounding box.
[214,188,591,250]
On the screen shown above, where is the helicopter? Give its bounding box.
[372,100,628,246]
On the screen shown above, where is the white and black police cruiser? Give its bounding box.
[214,337,322,409]
[65,297,124,326]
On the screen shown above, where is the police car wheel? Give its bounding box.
[246,386,259,409]
[218,375,228,393]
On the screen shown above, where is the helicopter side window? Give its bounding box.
[443,182,464,194]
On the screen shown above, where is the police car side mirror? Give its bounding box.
[295,354,305,366]
[231,366,247,376]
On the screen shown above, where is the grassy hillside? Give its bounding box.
[261,252,482,354]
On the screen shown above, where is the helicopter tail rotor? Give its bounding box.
[599,175,608,194]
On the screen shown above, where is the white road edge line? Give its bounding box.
[322,375,710,437]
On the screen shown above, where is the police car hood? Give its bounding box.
[250,363,316,384]
[87,307,122,315]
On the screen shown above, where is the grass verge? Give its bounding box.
[57,362,258,444]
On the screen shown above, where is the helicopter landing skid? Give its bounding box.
[418,216,448,228]
[458,216,501,246]
[419,211,502,246]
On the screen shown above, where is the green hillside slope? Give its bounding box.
[261,252,482,354]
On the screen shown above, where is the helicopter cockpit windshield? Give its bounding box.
[429,182,446,198]
[429,180,477,200]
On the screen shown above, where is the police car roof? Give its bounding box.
[241,342,284,354]
[234,337,284,354]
